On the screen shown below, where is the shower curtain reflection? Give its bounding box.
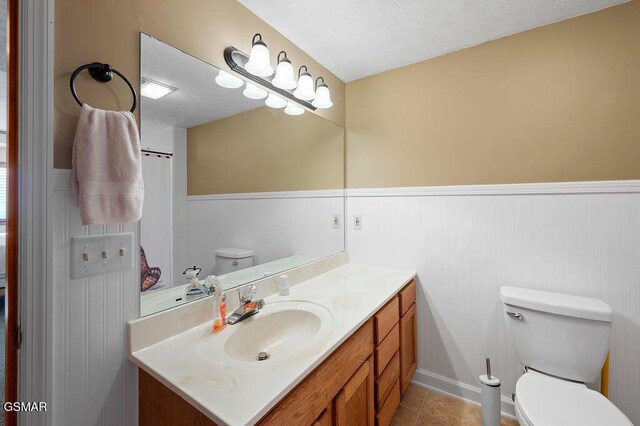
[140,152,173,292]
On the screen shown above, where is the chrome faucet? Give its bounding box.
[227,285,265,325]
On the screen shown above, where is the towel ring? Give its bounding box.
[70,62,137,113]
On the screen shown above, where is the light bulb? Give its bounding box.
[245,34,273,77]
[243,83,267,100]
[215,70,243,89]
[272,52,297,90]
[265,93,287,108]
[284,101,304,116]
[312,83,333,109]
[293,66,315,101]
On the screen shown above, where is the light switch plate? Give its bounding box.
[70,232,134,280]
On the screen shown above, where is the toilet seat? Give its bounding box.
[515,371,632,426]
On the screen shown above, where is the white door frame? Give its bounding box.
[18,0,54,425]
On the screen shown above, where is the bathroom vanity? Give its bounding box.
[129,255,417,425]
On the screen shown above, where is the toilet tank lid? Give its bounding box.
[215,248,255,259]
[500,287,612,322]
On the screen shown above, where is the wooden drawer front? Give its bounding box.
[261,320,374,426]
[399,280,416,317]
[375,351,400,410]
[375,297,399,345]
[375,380,400,426]
[375,323,399,377]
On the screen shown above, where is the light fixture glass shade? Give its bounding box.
[312,84,333,109]
[284,101,304,116]
[243,83,268,100]
[215,70,243,89]
[272,60,297,90]
[293,72,315,101]
[265,93,287,108]
[245,38,273,77]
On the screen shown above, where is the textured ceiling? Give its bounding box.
[238,0,628,82]
[140,34,261,134]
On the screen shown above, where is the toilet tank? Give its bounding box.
[500,286,612,383]
[214,248,254,275]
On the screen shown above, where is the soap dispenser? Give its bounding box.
[212,276,228,333]
[183,266,206,301]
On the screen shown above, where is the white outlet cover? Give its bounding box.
[70,232,135,280]
[354,215,362,230]
[332,214,342,229]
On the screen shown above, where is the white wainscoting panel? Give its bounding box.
[50,172,345,425]
[186,191,345,278]
[346,182,640,424]
[52,171,139,426]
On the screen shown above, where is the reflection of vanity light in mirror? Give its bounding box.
[272,51,297,90]
[141,78,177,99]
[243,83,268,100]
[245,33,274,77]
[312,77,333,109]
[215,70,243,89]
[265,93,287,109]
[293,65,315,101]
[284,101,304,116]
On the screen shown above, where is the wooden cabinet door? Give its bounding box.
[335,356,375,426]
[313,406,332,426]
[399,303,417,395]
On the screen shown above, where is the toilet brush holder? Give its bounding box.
[479,358,501,426]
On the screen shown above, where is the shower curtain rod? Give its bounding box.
[141,149,173,157]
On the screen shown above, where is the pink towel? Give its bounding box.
[72,104,144,225]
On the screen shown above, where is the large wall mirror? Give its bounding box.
[139,33,345,316]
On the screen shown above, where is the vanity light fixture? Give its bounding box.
[284,101,304,116]
[265,93,287,108]
[243,83,268,100]
[293,66,315,101]
[271,51,297,90]
[223,37,329,112]
[140,78,177,99]
[244,33,274,77]
[312,77,333,109]
[215,70,244,89]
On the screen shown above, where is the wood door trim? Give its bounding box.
[6,0,19,424]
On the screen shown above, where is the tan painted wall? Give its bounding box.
[187,107,344,195]
[346,1,640,188]
[54,0,345,169]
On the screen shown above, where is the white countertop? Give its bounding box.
[130,262,416,426]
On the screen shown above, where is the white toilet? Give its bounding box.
[500,286,632,426]
[214,248,254,275]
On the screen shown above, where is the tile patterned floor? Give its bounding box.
[391,385,519,426]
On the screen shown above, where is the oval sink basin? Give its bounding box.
[222,301,332,362]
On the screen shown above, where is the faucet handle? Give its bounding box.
[239,285,257,304]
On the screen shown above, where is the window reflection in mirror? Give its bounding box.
[139,33,345,317]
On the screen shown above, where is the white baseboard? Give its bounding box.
[412,368,516,419]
